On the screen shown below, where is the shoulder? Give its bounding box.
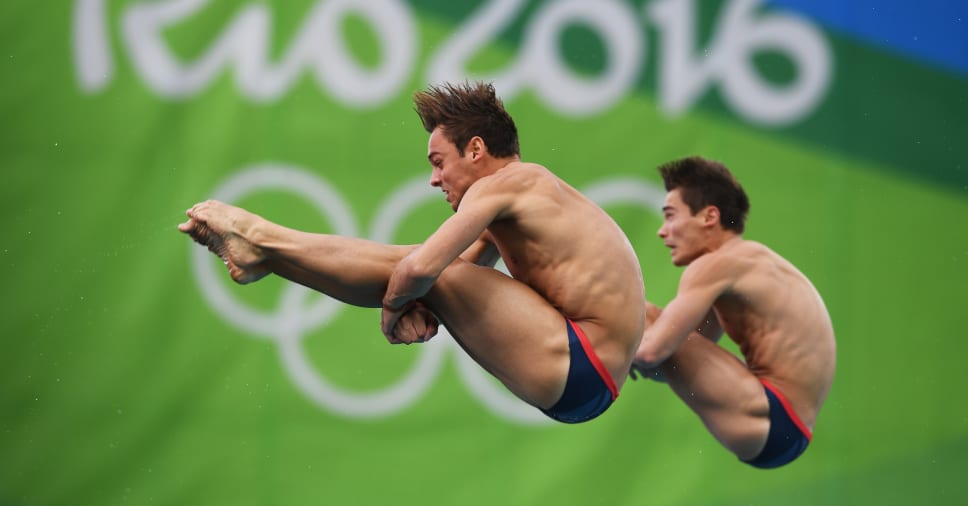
[499,161,548,174]
[470,162,553,198]
[489,162,551,186]
[680,240,753,289]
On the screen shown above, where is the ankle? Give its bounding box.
[239,215,268,250]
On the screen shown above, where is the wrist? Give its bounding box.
[382,298,412,311]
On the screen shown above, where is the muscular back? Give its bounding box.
[710,240,836,428]
[481,162,646,375]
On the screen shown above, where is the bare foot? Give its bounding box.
[178,200,271,284]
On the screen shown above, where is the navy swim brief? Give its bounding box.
[743,379,812,469]
[540,319,619,424]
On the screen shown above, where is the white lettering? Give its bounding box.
[73,0,833,124]
[648,0,831,125]
[427,0,527,95]
[519,0,644,115]
[117,0,415,103]
[73,0,113,91]
[427,0,644,116]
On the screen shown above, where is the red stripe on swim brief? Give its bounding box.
[760,378,813,441]
[567,319,619,401]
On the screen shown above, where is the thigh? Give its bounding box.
[659,334,770,460]
[423,261,572,409]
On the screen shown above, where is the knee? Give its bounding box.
[706,415,771,462]
[433,257,477,286]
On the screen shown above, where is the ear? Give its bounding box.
[467,136,486,160]
[701,205,720,228]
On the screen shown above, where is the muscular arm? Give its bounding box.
[636,259,730,368]
[385,227,499,345]
[383,193,506,307]
[380,177,513,337]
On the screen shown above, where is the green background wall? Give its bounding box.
[3,1,966,504]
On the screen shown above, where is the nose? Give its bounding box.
[429,167,442,187]
[657,223,668,238]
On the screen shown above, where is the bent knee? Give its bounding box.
[707,414,771,461]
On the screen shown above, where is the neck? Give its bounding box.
[486,155,521,174]
[705,230,742,252]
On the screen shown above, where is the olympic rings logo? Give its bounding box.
[187,164,666,425]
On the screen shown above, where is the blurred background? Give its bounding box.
[2,0,966,504]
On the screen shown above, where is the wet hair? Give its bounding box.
[413,81,520,158]
[658,156,750,233]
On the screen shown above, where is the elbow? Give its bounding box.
[397,249,438,280]
[392,254,440,300]
[634,343,668,369]
[638,354,666,370]
[400,257,439,285]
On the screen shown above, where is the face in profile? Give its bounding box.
[427,126,477,211]
[658,189,711,266]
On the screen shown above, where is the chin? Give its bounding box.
[669,251,693,267]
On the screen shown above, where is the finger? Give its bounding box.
[419,311,438,339]
[413,321,426,343]
[404,314,424,341]
[381,309,402,339]
[423,321,438,341]
[393,322,417,345]
[406,315,427,344]
[407,319,424,344]
[380,309,393,336]
[190,201,212,220]
[384,319,404,344]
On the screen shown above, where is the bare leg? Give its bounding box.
[260,236,414,308]
[423,260,571,407]
[654,333,770,460]
[179,200,416,306]
[180,200,574,408]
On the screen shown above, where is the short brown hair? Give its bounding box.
[658,156,750,233]
[413,81,520,158]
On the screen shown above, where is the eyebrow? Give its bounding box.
[662,205,674,212]
[427,151,440,161]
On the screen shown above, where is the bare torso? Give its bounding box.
[484,162,646,384]
[710,240,836,429]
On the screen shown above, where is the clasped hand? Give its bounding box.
[381,301,440,345]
